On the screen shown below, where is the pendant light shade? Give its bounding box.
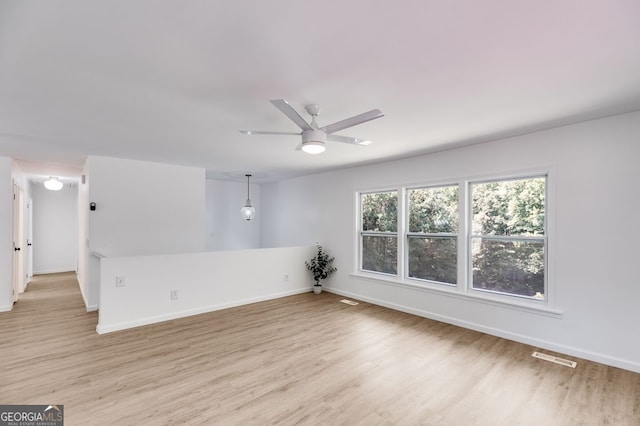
[44,177,63,191]
[240,174,256,221]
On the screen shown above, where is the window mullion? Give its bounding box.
[471,235,545,242]
[460,180,469,293]
[398,187,406,279]
[407,232,457,238]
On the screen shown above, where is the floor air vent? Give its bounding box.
[339,299,359,306]
[532,351,577,368]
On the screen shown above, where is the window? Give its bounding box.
[356,173,549,306]
[360,191,398,275]
[470,176,546,299]
[407,185,458,284]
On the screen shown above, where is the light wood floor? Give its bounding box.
[1,273,639,425]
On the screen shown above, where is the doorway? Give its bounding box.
[12,181,26,302]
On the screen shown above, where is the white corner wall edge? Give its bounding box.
[325,287,640,374]
[86,304,98,312]
[0,304,11,312]
[79,286,88,309]
[96,287,312,334]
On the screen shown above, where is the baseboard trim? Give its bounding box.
[325,287,640,374]
[78,285,98,312]
[96,287,312,334]
[0,304,12,312]
[33,268,76,275]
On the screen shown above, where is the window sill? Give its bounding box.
[349,272,563,319]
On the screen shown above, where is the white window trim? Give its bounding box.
[466,173,549,305]
[349,270,562,318]
[405,183,460,286]
[353,168,559,317]
[356,188,401,277]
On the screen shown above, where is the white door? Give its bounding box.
[26,197,33,285]
[12,182,25,301]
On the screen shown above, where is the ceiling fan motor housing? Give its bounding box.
[302,129,326,144]
[301,129,326,154]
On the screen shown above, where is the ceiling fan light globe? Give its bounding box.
[302,141,326,154]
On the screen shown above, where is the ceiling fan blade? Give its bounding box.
[240,130,301,136]
[327,134,373,146]
[270,99,313,131]
[320,109,384,135]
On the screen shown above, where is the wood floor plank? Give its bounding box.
[1,272,639,425]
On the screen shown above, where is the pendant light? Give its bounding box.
[44,177,63,191]
[240,174,256,221]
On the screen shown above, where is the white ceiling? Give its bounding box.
[1,1,640,183]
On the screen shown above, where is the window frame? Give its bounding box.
[467,175,548,302]
[358,189,400,277]
[353,170,557,316]
[405,183,460,287]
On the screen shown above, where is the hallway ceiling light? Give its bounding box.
[240,174,256,221]
[44,177,63,191]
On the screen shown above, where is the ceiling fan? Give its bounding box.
[240,99,384,154]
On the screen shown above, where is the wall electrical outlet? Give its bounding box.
[170,290,178,300]
[116,276,125,287]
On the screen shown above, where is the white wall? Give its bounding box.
[260,111,640,372]
[79,156,207,312]
[77,167,91,309]
[97,245,315,333]
[0,157,13,311]
[86,156,206,256]
[205,179,260,250]
[31,182,78,274]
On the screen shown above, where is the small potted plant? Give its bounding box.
[305,244,337,294]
